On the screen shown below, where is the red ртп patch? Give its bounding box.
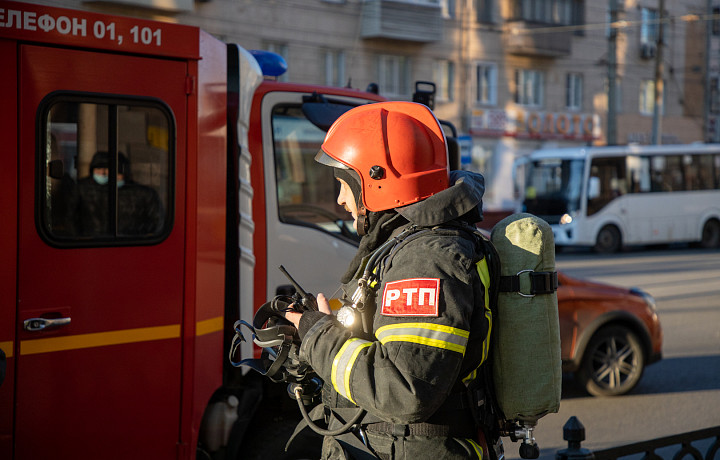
[381,278,440,317]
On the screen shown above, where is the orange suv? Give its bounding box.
[558,271,663,396]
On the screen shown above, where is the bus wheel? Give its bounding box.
[701,219,720,248]
[594,225,621,253]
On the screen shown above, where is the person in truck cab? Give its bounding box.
[286,102,492,460]
[69,151,164,237]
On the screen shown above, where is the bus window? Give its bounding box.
[271,104,358,242]
[40,96,173,245]
[587,156,626,216]
[523,158,584,222]
[650,155,683,192]
[688,154,715,190]
[626,155,651,193]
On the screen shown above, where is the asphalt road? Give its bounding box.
[504,246,720,460]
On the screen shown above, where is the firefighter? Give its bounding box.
[286,101,492,460]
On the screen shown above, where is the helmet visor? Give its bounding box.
[315,149,349,170]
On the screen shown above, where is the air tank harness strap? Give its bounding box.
[498,270,558,297]
[364,420,477,438]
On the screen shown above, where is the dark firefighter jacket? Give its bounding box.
[297,170,491,430]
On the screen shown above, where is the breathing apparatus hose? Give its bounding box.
[354,226,422,305]
[286,232,413,437]
[361,229,409,280]
[282,236,401,439]
[292,385,366,436]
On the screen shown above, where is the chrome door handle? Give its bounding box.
[23,317,71,332]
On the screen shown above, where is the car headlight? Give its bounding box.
[630,287,657,312]
[559,213,573,225]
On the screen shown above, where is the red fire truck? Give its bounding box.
[0,2,390,458]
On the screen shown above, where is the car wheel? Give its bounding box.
[576,325,645,396]
[701,219,720,249]
[594,225,621,253]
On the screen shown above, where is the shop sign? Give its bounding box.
[470,108,601,140]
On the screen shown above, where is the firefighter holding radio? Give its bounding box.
[285,102,492,460]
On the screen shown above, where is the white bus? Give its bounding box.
[520,144,720,252]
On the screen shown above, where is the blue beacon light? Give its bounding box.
[248,50,288,78]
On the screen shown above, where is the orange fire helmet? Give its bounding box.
[316,101,449,212]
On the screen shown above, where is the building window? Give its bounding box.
[571,0,584,35]
[262,41,289,82]
[553,0,571,24]
[605,10,611,37]
[434,60,455,102]
[475,62,497,105]
[442,0,456,19]
[640,7,659,46]
[476,0,493,23]
[377,55,411,98]
[639,79,664,116]
[510,0,583,27]
[514,69,544,107]
[324,49,346,87]
[639,80,652,115]
[566,73,582,110]
[710,76,720,114]
[40,95,173,245]
[713,7,720,36]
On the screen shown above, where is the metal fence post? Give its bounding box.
[556,416,594,460]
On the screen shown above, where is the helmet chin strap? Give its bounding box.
[356,205,369,236]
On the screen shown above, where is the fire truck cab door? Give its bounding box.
[16,45,186,458]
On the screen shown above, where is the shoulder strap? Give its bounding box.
[462,230,500,384]
[474,230,501,315]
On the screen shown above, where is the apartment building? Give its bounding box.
[16,0,712,210]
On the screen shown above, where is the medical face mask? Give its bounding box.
[93,173,109,185]
[93,174,124,187]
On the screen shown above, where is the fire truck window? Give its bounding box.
[41,98,173,245]
[271,105,359,243]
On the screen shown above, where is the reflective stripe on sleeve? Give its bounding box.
[331,337,372,404]
[375,322,469,354]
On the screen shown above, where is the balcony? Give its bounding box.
[361,0,442,43]
[504,21,572,57]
